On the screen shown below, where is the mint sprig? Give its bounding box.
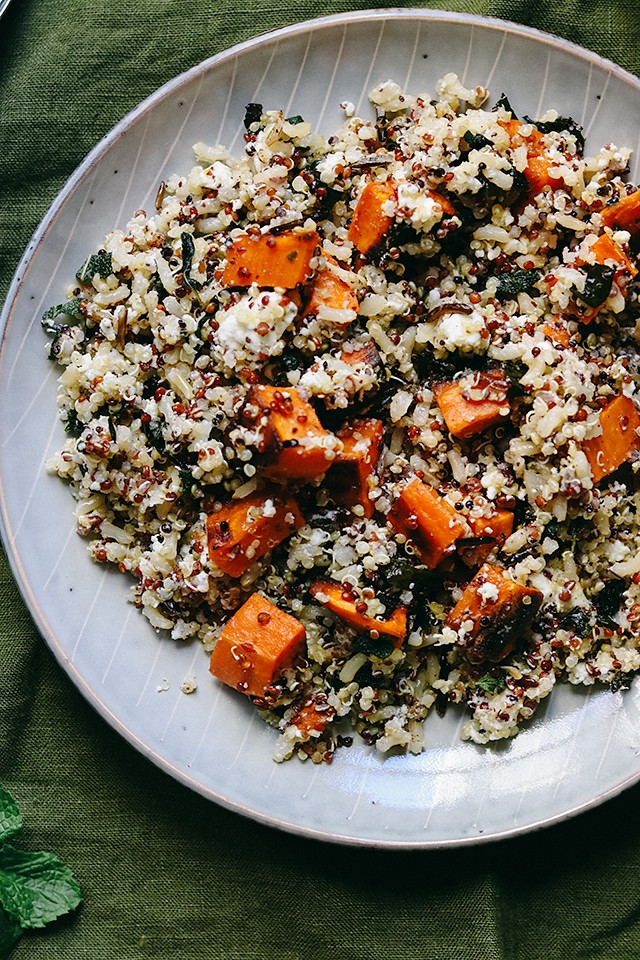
[0,787,82,951]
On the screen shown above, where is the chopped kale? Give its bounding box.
[611,671,632,693]
[179,468,196,497]
[495,269,541,302]
[463,130,492,149]
[142,417,166,454]
[285,115,305,125]
[523,114,585,155]
[63,408,81,436]
[272,347,308,386]
[141,375,161,400]
[476,671,507,695]
[558,608,593,638]
[576,262,614,308]
[243,102,263,130]
[76,251,113,283]
[493,93,516,116]
[41,298,84,334]
[503,359,528,396]
[591,578,625,630]
[181,232,197,289]
[352,634,396,660]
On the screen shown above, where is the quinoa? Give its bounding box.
[43,74,640,764]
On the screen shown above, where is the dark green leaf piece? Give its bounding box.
[41,298,84,333]
[0,844,82,929]
[495,269,541,302]
[576,262,614,308]
[353,634,395,659]
[523,114,585,154]
[243,102,263,130]
[181,232,197,289]
[475,672,507,695]
[463,130,492,149]
[0,907,23,951]
[76,251,112,283]
[285,115,305,125]
[493,93,516,116]
[142,417,166,454]
[0,789,20,844]
[558,608,593,638]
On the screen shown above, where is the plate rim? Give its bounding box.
[3,7,640,848]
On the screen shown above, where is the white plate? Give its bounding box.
[3,9,640,848]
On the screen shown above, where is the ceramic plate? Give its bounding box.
[3,9,640,848]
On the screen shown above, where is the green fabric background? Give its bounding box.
[2,1,640,956]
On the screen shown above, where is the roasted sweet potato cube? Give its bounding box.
[433,371,510,439]
[310,579,407,644]
[222,229,319,288]
[207,490,304,577]
[246,385,337,481]
[542,319,571,346]
[348,181,396,254]
[287,694,336,741]
[445,563,543,664]
[302,255,358,322]
[209,593,306,697]
[598,187,640,233]
[325,418,383,518]
[457,508,514,567]
[582,394,640,483]
[387,478,469,569]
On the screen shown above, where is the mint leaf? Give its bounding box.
[0,845,82,930]
[0,907,23,951]
[0,788,21,843]
[41,298,84,334]
[76,251,112,283]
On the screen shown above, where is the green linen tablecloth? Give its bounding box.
[3,1,640,956]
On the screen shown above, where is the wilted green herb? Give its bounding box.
[353,634,395,659]
[523,115,585,154]
[41,298,84,334]
[243,102,263,130]
[475,672,507,695]
[63,409,81,436]
[76,251,112,283]
[558,608,593,638]
[181,232,197,289]
[142,417,165,454]
[463,130,492,149]
[576,262,614,308]
[495,269,541,302]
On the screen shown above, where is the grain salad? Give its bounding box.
[43,74,640,764]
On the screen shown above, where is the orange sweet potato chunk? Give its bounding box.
[302,255,358,320]
[222,229,319,288]
[310,579,407,644]
[599,187,640,233]
[207,490,304,577]
[247,385,336,481]
[582,394,640,483]
[325,418,383,518]
[387,478,468,569]
[209,593,306,697]
[433,371,511,439]
[348,182,396,254]
[445,563,543,663]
